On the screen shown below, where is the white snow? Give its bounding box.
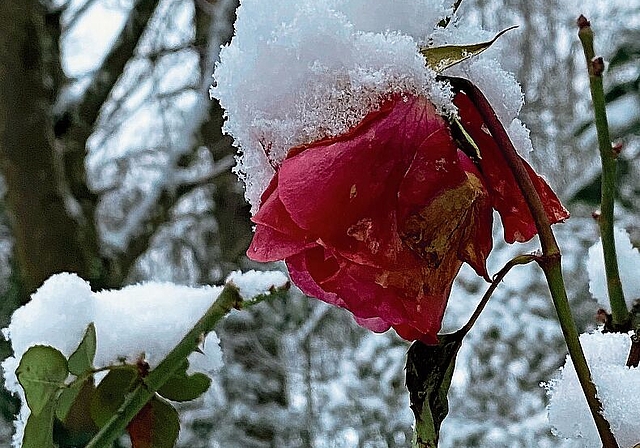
[226,269,289,300]
[587,227,640,312]
[541,225,640,447]
[214,0,536,213]
[2,270,287,447]
[545,329,640,447]
[431,22,532,155]
[187,332,224,376]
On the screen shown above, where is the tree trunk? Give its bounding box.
[0,0,97,297]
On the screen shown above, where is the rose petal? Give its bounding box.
[249,179,316,261]
[454,92,569,243]
[353,316,391,333]
[399,150,492,280]
[397,127,467,220]
[278,95,446,238]
[285,248,345,309]
[454,151,493,279]
[287,242,463,343]
[248,224,315,262]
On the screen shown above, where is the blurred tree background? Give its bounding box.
[0,0,637,447]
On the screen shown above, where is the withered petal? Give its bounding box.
[454,92,569,243]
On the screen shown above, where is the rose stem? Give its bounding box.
[577,14,630,330]
[458,254,538,337]
[446,76,619,448]
[85,282,256,448]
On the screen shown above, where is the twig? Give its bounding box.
[458,254,538,337]
[577,15,630,330]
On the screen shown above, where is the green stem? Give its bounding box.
[85,283,243,448]
[447,76,619,448]
[412,408,438,448]
[577,15,629,329]
[459,254,538,337]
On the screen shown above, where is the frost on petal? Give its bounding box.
[453,92,569,243]
[587,227,640,312]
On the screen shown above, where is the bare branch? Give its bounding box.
[63,0,100,31]
[112,0,244,277]
[74,0,161,128]
[52,0,161,287]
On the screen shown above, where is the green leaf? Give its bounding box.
[22,400,56,448]
[56,379,85,422]
[17,345,68,415]
[157,370,211,402]
[54,379,99,448]
[68,323,97,376]
[127,397,180,448]
[90,367,137,428]
[405,332,464,448]
[420,26,517,73]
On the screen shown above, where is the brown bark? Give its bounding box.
[0,0,94,296]
[0,0,163,296]
[195,0,252,277]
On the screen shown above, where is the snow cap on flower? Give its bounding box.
[212,0,538,213]
[213,0,459,213]
[214,0,568,342]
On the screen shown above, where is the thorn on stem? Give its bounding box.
[595,309,606,323]
[577,15,591,29]
[592,57,605,76]
[612,140,623,157]
[592,210,601,221]
[626,329,640,368]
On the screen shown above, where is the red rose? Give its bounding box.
[247,92,568,343]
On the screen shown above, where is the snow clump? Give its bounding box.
[2,270,288,448]
[587,227,640,312]
[212,0,531,213]
[545,329,640,447]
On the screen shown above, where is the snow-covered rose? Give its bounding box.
[247,92,568,343]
